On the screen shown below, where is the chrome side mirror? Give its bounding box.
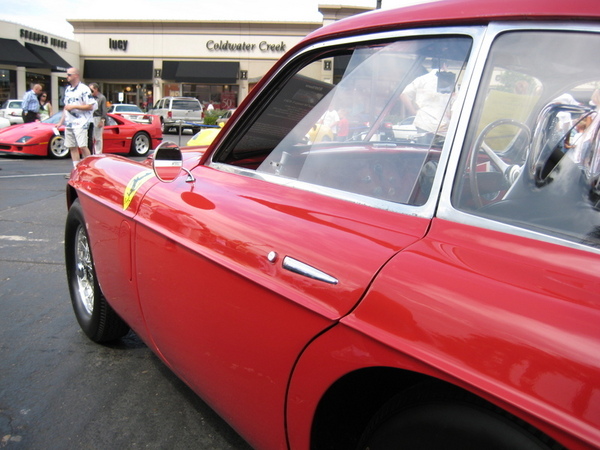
[152,141,195,183]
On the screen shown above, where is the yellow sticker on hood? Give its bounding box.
[123,170,154,210]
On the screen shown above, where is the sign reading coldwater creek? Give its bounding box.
[207,40,287,53]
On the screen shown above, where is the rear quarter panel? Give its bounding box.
[288,218,600,449]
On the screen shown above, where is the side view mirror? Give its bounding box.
[152,141,195,183]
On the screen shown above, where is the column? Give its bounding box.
[16,67,27,98]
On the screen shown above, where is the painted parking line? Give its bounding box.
[0,235,49,243]
[0,173,69,179]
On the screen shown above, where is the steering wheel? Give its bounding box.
[469,118,531,208]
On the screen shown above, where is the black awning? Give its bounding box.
[83,60,153,80]
[0,38,44,67]
[166,61,239,84]
[24,43,71,72]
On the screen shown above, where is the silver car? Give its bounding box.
[0,99,23,125]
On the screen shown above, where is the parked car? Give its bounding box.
[107,103,148,123]
[148,96,203,134]
[0,112,162,158]
[186,124,223,147]
[107,103,142,114]
[64,1,600,449]
[0,117,11,129]
[216,108,236,126]
[0,99,23,125]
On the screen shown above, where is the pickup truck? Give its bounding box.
[148,96,203,133]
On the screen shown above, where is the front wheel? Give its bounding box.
[48,134,69,159]
[65,200,130,343]
[130,132,151,156]
[358,382,559,450]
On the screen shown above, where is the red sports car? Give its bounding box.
[64,1,600,449]
[0,112,162,158]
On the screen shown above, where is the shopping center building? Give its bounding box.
[0,5,371,111]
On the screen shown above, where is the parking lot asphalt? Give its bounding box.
[0,151,252,449]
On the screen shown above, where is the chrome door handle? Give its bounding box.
[282,256,338,285]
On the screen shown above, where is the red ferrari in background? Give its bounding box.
[0,112,162,158]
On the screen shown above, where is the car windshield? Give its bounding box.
[42,112,63,124]
[114,105,141,112]
[2,100,21,109]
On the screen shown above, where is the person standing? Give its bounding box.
[21,84,42,123]
[38,92,52,121]
[89,83,107,154]
[56,68,97,170]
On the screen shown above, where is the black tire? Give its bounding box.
[358,382,559,450]
[65,199,130,343]
[130,131,151,156]
[48,134,69,159]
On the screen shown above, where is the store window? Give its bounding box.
[181,84,239,109]
[102,83,152,110]
[0,69,16,103]
[26,72,51,100]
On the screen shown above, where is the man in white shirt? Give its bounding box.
[56,67,97,168]
[401,68,456,141]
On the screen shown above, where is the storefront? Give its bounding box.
[70,5,370,110]
[1,5,370,112]
[0,21,79,109]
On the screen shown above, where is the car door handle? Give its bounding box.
[282,256,338,285]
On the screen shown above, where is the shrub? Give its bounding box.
[204,109,227,125]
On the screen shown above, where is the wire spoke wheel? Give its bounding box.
[75,226,95,315]
[65,200,130,343]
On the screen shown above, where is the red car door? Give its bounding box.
[133,32,472,449]
[134,167,429,449]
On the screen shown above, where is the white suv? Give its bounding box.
[148,97,203,134]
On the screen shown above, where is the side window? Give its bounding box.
[453,31,600,247]
[214,36,472,206]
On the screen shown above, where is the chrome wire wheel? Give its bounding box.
[65,199,130,342]
[75,225,94,316]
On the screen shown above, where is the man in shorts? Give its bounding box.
[56,67,97,170]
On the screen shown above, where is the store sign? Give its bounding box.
[109,38,129,51]
[20,29,68,49]
[207,40,287,53]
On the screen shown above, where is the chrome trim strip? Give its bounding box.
[282,256,339,285]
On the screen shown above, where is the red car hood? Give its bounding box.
[0,121,59,142]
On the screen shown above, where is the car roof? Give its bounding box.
[304,0,600,44]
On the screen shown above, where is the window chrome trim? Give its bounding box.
[209,25,487,219]
[437,21,600,254]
